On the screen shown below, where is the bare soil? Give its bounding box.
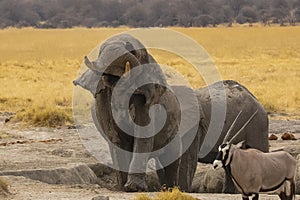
[0,112,299,200]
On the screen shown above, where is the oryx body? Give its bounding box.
[213,111,297,200]
[214,142,296,200]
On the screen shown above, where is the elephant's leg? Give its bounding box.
[162,158,180,188]
[223,168,238,193]
[178,126,201,192]
[124,95,156,192]
[109,144,132,190]
[124,137,154,192]
[155,158,166,186]
[157,135,181,189]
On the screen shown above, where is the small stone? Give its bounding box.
[269,134,278,140]
[91,196,109,200]
[291,134,297,140]
[281,132,297,140]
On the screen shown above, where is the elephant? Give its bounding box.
[196,80,269,193]
[73,34,205,192]
[73,34,269,193]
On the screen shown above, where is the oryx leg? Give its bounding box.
[277,179,296,200]
[223,168,238,193]
[289,179,296,200]
[242,195,249,200]
[279,192,287,200]
[252,194,259,200]
[284,179,295,200]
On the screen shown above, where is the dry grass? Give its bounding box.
[0,177,9,195]
[174,27,300,117]
[0,27,299,126]
[0,27,126,126]
[134,188,197,200]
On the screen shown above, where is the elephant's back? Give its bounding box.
[196,80,269,163]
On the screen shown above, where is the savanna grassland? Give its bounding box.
[0,27,299,127]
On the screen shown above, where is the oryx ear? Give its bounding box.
[236,140,245,149]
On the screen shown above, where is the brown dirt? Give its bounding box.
[0,113,299,200]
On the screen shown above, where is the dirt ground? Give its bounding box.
[0,112,299,200]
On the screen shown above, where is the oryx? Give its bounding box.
[213,110,297,200]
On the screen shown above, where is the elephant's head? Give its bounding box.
[74,34,167,108]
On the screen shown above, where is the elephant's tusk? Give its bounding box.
[125,61,131,73]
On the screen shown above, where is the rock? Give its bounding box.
[191,171,206,192]
[192,164,224,193]
[91,196,109,200]
[88,163,113,177]
[51,148,73,157]
[146,171,161,192]
[296,155,300,194]
[203,168,225,193]
[281,132,297,140]
[4,117,11,123]
[1,164,97,185]
[268,134,278,140]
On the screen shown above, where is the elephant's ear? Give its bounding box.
[73,69,103,96]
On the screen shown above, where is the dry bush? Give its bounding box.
[14,106,73,127]
[134,188,198,200]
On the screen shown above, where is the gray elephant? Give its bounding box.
[196,80,269,193]
[74,34,205,192]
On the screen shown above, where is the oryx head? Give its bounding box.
[213,110,258,169]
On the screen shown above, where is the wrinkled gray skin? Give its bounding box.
[197,80,269,193]
[74,34,205,192]
[74,34,269,193]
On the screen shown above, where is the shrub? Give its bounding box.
[14,106,73,127]
[134,188,197,200]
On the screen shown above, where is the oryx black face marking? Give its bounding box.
[216,143,231,167]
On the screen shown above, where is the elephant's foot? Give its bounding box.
[124,174,147,192]
[116,171,128,191]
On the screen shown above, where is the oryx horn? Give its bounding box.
[228,110,258,144]
[223,110,243,143]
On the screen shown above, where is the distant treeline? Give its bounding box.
[0,0,300,28]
